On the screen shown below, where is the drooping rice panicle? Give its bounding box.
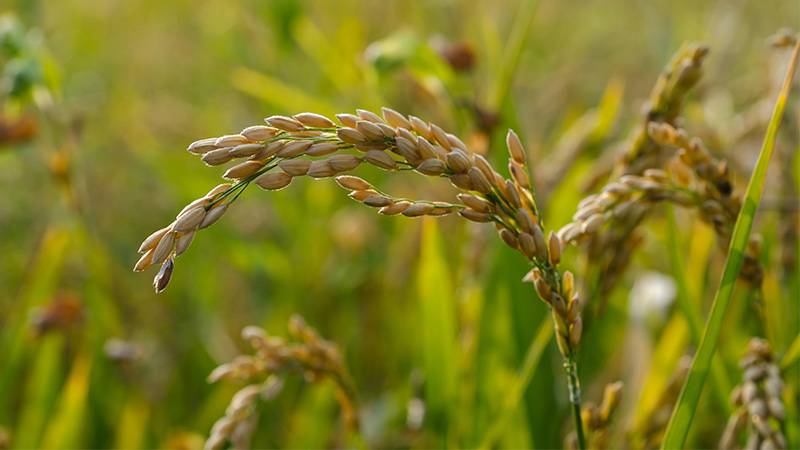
[136,107,589,446]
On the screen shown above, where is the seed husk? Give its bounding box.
[445,150,471,173]
[175,231,195,256]
[396,127,417,143]
[362,195,393,207]
[153,258,174,293]
[223,160,265,180]
[416,138,437,160]
[251,141,283,161]
[457,193,492,213]
[581,214,605,234]
[215,134,250,147]
[450,173,474,190]
[548,231,561,265]
[499,228,519,249]
[447,133,468,151]
[509,162,530,189]
[187,137,219,154]
[379,200,411,215]
[229,143,265,158]
[402,203,433,217]
[349,190,379,202]
[307,160,334,178]
[279,159,312,176]
[202,148,234,166]
[516,208,536,233]
[138,226,171,253]
[337,127,367,144]
[473,155,495,180]
[336,113,358,127]
[265,115,304,131]
[151,231,176,265]
[200,204,228,228]
[563,271,575,299]
[381,107,411,129]
[335,175,373,191]
[241,125,278,141]
[506,129,526,164]
[428,206,454,216]
[255,171,292,190]
[174,207,206,232]
[356,120,385,141]
[531,225,547,260]
[306,142,340,156]
[293,112,335,128]
[356,109,383,123]
[569,316,583,347]
[376,122,396,138]
[459,209,492,223]
[519,232,537,258]
[430,124,451,150]
[277,141,312,158]
[395,136,421,160]
[409,116,431,138]
[417,158,447,175]
[468,167,492,194]
[134,249,154,272]
[364,150,397,170]
[328,154,362,172]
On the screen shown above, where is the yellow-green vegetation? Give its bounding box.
[0,1,798,449]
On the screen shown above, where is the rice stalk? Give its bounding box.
[135,108,590,447]
[565,381,623,450]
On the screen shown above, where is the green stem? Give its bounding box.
[564,356,586,450]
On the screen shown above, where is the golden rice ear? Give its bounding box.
[140,109,575,307]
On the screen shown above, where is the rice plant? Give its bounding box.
[1,3,799,449]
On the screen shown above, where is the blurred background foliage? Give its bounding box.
[0,0,797,448]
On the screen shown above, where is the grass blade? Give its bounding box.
[665,207,732,413]
[781,332,800,369]
[418,219,457,444]
[478,318,552,450]
[488,0,539,110]
[230,66,338,116]
[661,41,800,449]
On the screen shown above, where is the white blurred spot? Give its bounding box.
[628,271,676,324]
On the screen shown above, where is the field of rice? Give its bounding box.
[0,1,798,448]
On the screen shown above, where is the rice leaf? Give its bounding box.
[661,41,800,449]
[489,0,539,110]
[40,350,92,449]
[478,318,552,450]
[230,66,338,116]
[418,219,457,443]
[665,207,732,413]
